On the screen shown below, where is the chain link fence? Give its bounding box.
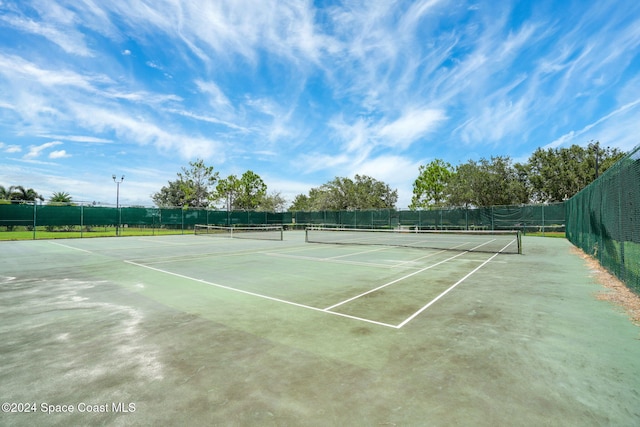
[565,143,640,295]
[1,203,564,238]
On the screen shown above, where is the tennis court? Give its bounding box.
[1,230,639,425]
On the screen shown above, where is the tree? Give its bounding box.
[0,185,11,201]
[215,174,241,210]
[351,175,398,209]
[152,180,187,208]
[289,194,311,211]
[257,191,287,212]
[442,157,528,207]
[215,171,268,210]
[9,186,44,203]
[410,159,453,209]
[524,143,623,202]
[475,156,529,206]
[289,175,397,211]
[49,192,73,205]
[235,171,267,210]
[152,159,219,208]
[446,162,477,208]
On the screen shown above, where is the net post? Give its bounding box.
[517,230,523,254]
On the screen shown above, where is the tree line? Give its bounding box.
[2,142,624,211]
[151,159,287,211]
[151,159,398,212]
[154,142,621,212]
[410,142,623,209]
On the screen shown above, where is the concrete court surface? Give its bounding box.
[0,232,639,426]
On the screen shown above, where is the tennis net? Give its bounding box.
[305,227,522,254]
[194,224,283,241]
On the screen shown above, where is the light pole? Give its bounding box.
[113,175,124,236]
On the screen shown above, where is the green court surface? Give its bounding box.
[1,231,639,426]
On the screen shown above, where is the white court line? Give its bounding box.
[123,259,399,329]
[323,250,470,311]
[396,252,500,328]
[267,244,454,270]
[47,241,92,253]
[136,244,311,265]
[264,252,423,270]
[326,246,391,259]
[395,239,514,328]
[322,238,511,317]
[125,238,516,330]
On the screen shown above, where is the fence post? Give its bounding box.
[465,207,468,230]
[32,202,36,240]
[491,206,494,230]
[619,173,625,282]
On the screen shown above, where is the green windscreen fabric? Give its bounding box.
[565,144,640,295]
[0,203,34,227]
[3,203,565,239]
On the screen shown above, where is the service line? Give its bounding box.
[124,259,399,329]
[395,239,514,328]
[323,250,470,311]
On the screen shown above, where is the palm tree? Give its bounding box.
[0,185,12,201]
[49,191,73,205]
[10,186,44,203]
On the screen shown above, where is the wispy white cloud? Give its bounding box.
[4,145,22,153]
[546,98,640,150]
[49,150,70,159]
[378,109,447,148]
[0,14,93,57]
[39,135,113,143]
[25,141,63,159]
[196,80,232,111]
[66,102,222,161]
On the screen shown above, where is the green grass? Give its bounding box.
[0,227,187,241]
[525,231,566,238]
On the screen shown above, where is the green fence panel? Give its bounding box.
[182,209,208,227]
[159,208,183,228]
[339,211,356,227]
[121,207,158,226]
[354,210,372,227]
[228,211,248,225]
[2,203,569,241]
[36,205,81,226]
[398,210,420,227]
[83,206,117,226]
[247,211,268,225]
[266,212,286,225]
[565,143,640,295]
[207,210,229,225]
[293,211,311,224]
[0,204,34,227]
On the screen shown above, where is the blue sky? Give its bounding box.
[1,0,639,209]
